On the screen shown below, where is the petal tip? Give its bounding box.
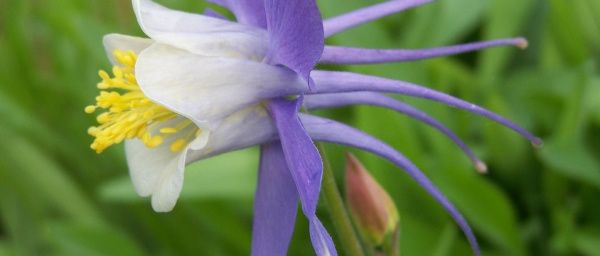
[516,38,529,49]
[474,160,488,174]
[151,183,181,212]
[532,137,544,149]
[151,198,176,213]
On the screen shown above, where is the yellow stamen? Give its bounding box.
[84,106,97,114]
[147,136,164,148]
[160,127,178,134]
[85,49,201,154]
[98,70,110,81]
[170,139,187,153]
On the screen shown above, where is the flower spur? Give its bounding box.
[86,0,541,255]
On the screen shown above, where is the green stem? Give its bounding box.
[318,143,365,256]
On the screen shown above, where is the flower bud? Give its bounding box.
[345,153,399,246]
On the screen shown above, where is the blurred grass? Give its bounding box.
[0,0,599,255]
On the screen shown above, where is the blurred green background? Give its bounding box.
[1,0,599,255]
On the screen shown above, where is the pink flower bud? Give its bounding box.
[345,153,399,246]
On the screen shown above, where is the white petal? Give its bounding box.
[125,139,182,197]
[186,106,277,163]
[125,140,188,212]
[150,149,187,212]
[125,116,193,211]
[103,34,152,64]
[189,130,210,150]
[136,43,307,130]
[132,0,268,59]
[126,106,275,211]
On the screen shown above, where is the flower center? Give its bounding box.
[86,50,200,154]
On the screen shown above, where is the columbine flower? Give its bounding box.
[87,0,541,255]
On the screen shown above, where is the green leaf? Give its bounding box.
[433,168,526,256]
[401,0,488,46]
[0,129,103,226]
[46,222,145,256]
[574,229,600,256]
[100,148,259,202]
[538,64,600,189]
[0,241,13,256]
[479,0,535,83]
[572,0,600,51]
[585,75,600,125]
[547,0,589,65]
[318,0,392,48]
[401,215,471,256]
[539,139,600,190]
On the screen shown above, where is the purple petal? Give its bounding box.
[206,0,266,27]
[267,98,337,256]
[320,38,528,65]
[300,114,480,256]
[310,71,543,147]
[304,92,487,173]
[323,0,434,37]
[267,98,322,215]
[309,218,338,256]
[252,142,298,256]
[264,0,324,83]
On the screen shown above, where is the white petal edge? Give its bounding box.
[150,145,188,212]
[125,116,198,211]
[103,34,153,65]
[135,43,307,131]
[125,139,191,212]
[189,129,210,151]
[125,138,183,198]
[132,0,268,60]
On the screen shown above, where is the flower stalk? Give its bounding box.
[379,227,400,256]
[318,143,365,256]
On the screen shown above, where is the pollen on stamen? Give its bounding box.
[147,136,164,148]
[98,70,111,81]
[85,49,201,154]
[160,127,178,134]
[88,127,100,136]
[170,139,188,153]
[84,105,97,114]
[97,82,110,89]
[113,66,124,78]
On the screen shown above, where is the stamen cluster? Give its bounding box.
[85,50,198,153]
